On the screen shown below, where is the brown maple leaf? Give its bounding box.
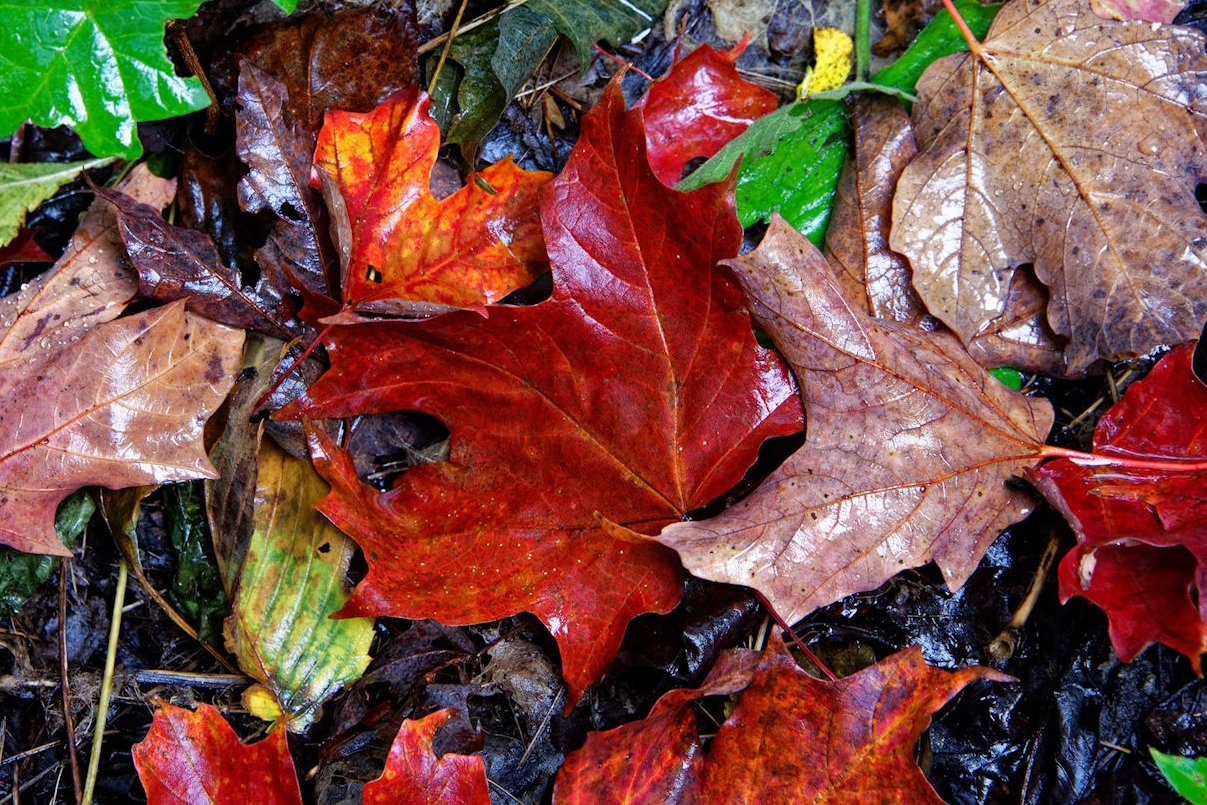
[829,96,1068,376]
[0,167,244,556]
[891,0,1207,373]
[658,217,1053,623]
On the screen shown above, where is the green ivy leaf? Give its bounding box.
[0,491,94,615]
[527,0,665,70]
[678,100,849,246]
[1151,749,1207,804]
[0,0,212,159]
[872,0,1002,95]
[270,0,297,12]
[0,158,113,247]
[988,367,1024,390]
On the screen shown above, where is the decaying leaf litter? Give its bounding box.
[1,0,1206,802]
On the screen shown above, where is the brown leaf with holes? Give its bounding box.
[0,167,244,556]
[828,96,1066,375]
[657,217,1053,622]
[891,0,1207,373]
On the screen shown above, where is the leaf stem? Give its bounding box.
[808,80,917,104]
[81,557,127,805]
[58,560,83,804]
[1036,444,1207,473]
[940,0,984,55]
[753,592,839,682]
[855,0,872,82]
[253,322,336,413]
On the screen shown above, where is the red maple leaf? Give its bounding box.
[133,704,302,804]
[639,41,779,187]
[311,88,551,315]
[362,709,489,805]
[555,637,1008,803]
[281,79,801,703]
[1028,342,1207,670]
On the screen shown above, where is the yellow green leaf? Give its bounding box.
[225,440,373,730]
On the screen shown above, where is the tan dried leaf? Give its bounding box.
[0,167,244,555]
[658,217,1053,622]
[891,0,1207,373]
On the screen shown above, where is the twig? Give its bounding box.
[0,742,60,768]
[57,561,82,804]
[167,23,220,136]
[752,592,839,681]
[81,558,127,805]
[427,0,471,95]
[130,670,249,689]
[987,536,1059,661]
[417,0,531,55]
[592,44,654,81]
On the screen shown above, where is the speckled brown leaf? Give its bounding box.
[0,168,243,556]
[891,0,1207,373]
[828,96,1066,375]
[658,218,1053,622]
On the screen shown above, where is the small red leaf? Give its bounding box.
[312,88,551,314]
[362,709,489,805]
[1029,342,1207,669]
[639,43,779,186]
[133,703,302,805]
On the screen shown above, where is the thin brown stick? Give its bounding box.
[57,562,82,805]
[426,0,471,95]
[167,23,220,135]
[988,536,1060,661]
[417,0,531,55]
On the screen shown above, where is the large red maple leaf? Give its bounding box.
[1028,342,1207,670]
[282,79,801,702]
[555,637,1008,803]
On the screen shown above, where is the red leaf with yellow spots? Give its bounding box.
[312,88,551,316]
[555,637,1008,803]
[362,709,489,805]
[279,79,801,704]
[133,704,302,805]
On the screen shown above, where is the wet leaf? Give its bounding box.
[678,100,849,244]
[891,0,1207,372]
[235,63,336,300]
[0,159,113,247]
[526,0,667,70]
[555,637,1008,803]
[0,0,210,159]
[133,703,302,804]
[225,441,374,730]
[280,80,801,702]
[0,229,53,269]
[0,491,94,615]
[162,482,228,646]
[1028,342,1207,670]
[312,88,551,315]
[1090,0,1187,23]
[825,95,1065,375]
[1150,748,1207,802]
[638,43,778,186]
[429,8,558,147]
[658,218,1052,623]
[100,185,298,337]
[0,167,243,556]
[362,709,490,805]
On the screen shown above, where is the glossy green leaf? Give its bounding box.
[226,440,374,730]
[0,159,113,247]
[163,482,228,645]
[0,0,212,159]
[1151,749,1207,804]
[270,0,297,11]
[0,492,94,614]
[989,366,1024,390]
[678,100,849,245]
[872,0,1002,94]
